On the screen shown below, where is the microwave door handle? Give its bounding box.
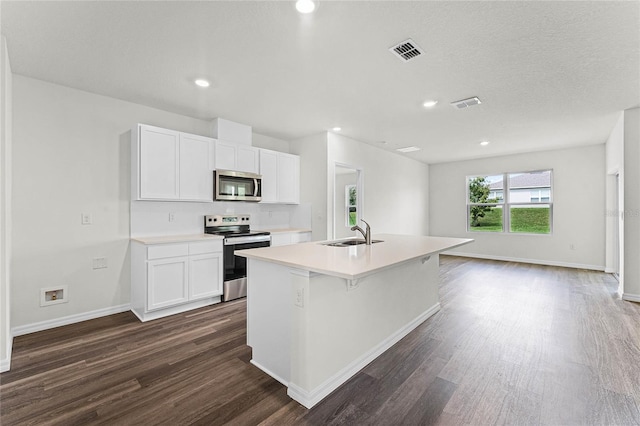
[254,178,258,197]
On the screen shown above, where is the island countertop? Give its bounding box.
[236,234,473,280]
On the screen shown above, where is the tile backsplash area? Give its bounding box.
[131,201,311,237]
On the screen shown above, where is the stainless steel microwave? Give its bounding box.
[214,170,262,202]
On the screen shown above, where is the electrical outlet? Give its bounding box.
[81,213,92,225]
[169,213,176,222]
[92,257,108,269]
[295,288,304,308]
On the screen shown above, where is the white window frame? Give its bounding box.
[345,184,357,227]
[466,170,553,234]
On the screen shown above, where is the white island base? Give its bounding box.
[243,235,471,408]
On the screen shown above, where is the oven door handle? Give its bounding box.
[224,235,271,246]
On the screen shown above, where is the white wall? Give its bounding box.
[623,107,640,300]
[11,75,309,333]
[252,133,290,153]
[430,145,606,270]
[604,113,624,277]
[1,36,13,372]
[290,133,328,240]
[130,201,311,237]
[327,133,430,237]
[10,76,216,331]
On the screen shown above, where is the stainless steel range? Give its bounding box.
[204,214,270,301]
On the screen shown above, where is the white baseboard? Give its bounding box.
[287,302,441,409]
[11,304,131,337]
[622,293,640,303]
[443,251,605,271]
[251,359,289,387]
[0,333,13,373]
[131,297,220,322]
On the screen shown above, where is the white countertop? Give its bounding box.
[131,234,224,245]
[236,234,473,280]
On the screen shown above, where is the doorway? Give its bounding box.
[332,163,362,239]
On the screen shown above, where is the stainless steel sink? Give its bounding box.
[321,239,383,247]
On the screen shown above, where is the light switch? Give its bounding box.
[92,257,107,269]
[295,288,304,308]
[81,213,92,225]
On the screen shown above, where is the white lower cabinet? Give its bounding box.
[270,231,312,247]
[147,256,189,311]
[132,240,223,321]
[189,253,223,300]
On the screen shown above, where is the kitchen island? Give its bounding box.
[237,234,472,408]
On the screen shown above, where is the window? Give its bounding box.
[346,184,357,227]
[467,170,552,234]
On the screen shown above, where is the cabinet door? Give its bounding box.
[277,153,300,204]
[291,232,311,244]
[237,146,259,173]
[214,141,237,170]
[147,257,189,311]
[259,149,278,203]
[139,125,180,200]
[179,133,213,201]
[270,233,292,247]
[189,253,223,300]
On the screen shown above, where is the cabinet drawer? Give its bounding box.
[291,232,311,244]
[147,243,189,260]
[189,241,223,255]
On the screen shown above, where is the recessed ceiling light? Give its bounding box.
[422,100,438,108]
[194,79,210,88]
[296,0,316,14]
[480,141,490,146]
[332,127,341,132]
[396,146,421,153]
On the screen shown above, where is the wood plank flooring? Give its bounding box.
[2,256,639,425]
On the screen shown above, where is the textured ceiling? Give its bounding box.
[1,1,638,164]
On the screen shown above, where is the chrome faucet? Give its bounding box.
[351,219,372,245]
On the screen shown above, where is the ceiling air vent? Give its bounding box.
[451,96,482,109]
[389,39,424,62]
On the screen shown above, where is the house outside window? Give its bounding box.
[467,170,552,234]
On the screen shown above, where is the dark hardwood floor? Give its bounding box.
[2,256,639,425]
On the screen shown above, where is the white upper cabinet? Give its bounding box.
[277,152,300,204]
[179,133,214,201]
[259,149,300,204]
[237,145,260,173]
[214,140,259,174]
[259,149,278,203]
[138,125,180,200]
[214,140,237,171]
[133,124,214,202]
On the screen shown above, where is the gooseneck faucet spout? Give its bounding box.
[351,219,372,245]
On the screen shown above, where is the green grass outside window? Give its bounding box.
[469,207,550,234]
